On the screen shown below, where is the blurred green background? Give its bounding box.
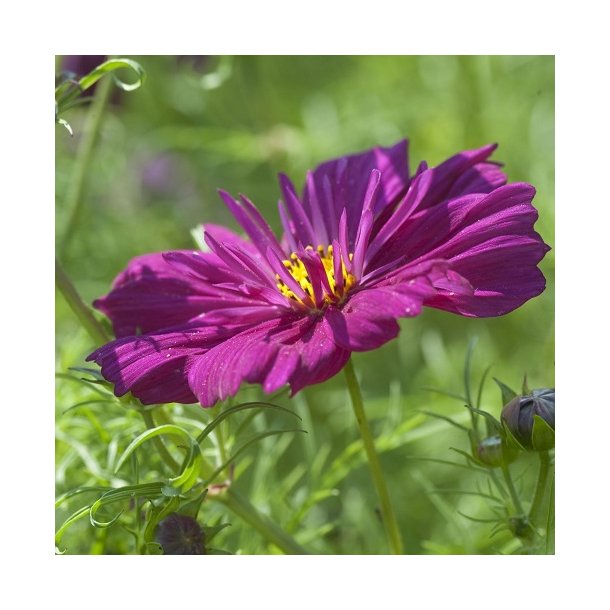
[55,55,554,554]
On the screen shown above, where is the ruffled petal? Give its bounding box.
[86,327,223,405]
[416,144,503,210]
[187,315,350,406]
[297,139,410,246]
[370,183,548,316]
[94,251,230,338]
[322,267,446,351]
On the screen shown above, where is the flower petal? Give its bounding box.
[322,286,425,352]
[371,183,548,316]
[302,139,409,246]
[86,328,223,404]
[187,315,350,406]
[94,251,231,338]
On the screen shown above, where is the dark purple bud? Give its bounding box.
[155,513,206,555]
[501,388,555,451]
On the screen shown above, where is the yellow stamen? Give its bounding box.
[276,244,356,306]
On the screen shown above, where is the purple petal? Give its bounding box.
[86,328,223,404]
[279,174,316,247]
[94,251,230,338]
[218,190,286,261]
[415,143,500,210]
[370,183,548,316]
[303,139,410,246]
[187,315,350,406]
[322,288,421,352]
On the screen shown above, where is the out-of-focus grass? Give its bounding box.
[55,55,554,554]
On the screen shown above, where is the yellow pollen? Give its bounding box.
[276,245,355,306]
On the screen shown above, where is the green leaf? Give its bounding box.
[115,424,203,493]
[420,387,468,402]
[55,505,92,551]
[532,415,555,451]
[89,482,166,528]
[196,401,301,445]
[476,363,493,409]
[55,58,145,120]
[417,409,470,432]
[55,486,110,508]
[203,428,306,485]
[494,377,518,406]
[463,404,502,434]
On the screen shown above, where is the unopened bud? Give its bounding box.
[476,435,517,467]
[501,388,555,451]
[155,513,206,555]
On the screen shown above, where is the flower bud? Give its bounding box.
[155,513,206,555]
[475,435,517,467]
[501,388,555,451]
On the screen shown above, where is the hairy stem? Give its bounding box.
[344,358,404,554]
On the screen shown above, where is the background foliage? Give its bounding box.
[55,55,554,554]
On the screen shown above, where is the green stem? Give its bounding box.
[140,409,182,473]
[501,461,525,515]
[140,408,307,555]
[343,358,404,554]
[59,70,113,256]
[55,258,110,345]
[529,451,552,526]
[217,488,309,555]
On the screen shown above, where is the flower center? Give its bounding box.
[276,244,355,307]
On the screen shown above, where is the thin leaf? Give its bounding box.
[476,363,493,409]
[55,486,110,509]
[203,428,306,485]
[196,402,301,445]
[55,505,92,550]
[456,510,502,524]
[417,409,470,432]
[420,386,468,402]
[90,482,166,528]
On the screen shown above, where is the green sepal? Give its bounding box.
[502,420,528,452]
[532,414,555,451]
[202,522,232,545]
[494,377,518,406]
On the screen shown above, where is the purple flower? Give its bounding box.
[88,140,549,407]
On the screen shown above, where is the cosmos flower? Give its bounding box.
[88,140,549,407]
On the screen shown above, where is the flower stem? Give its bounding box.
[217,488,309,555]
[529,451,552,526]
[59,68,113,256]
[501,461,525,515]
[55,258,110,346]
[343,358,404,554]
